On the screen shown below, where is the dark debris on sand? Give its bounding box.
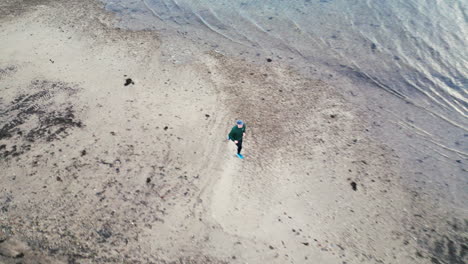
[0,80,83,159]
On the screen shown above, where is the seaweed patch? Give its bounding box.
[0,80,83,159]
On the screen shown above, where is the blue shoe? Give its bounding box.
[236,153,244,159]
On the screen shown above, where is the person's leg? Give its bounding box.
[237,140,243,154]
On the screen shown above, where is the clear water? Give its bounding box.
[101,0,467,201]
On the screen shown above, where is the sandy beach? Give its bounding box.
[0,1,466,263]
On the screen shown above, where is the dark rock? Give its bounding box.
[350,182,357,191]
[266,58,272,62]
[124,78,134,86]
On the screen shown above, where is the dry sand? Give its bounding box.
[0,1,466,264]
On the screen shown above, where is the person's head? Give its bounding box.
[236,120,244,128]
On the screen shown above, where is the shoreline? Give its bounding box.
[0,1,466,264]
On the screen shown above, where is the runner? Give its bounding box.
[228,120,246,159]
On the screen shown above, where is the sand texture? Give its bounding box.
[0,1,466,264]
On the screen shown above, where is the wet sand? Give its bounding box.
[0,1,466,264]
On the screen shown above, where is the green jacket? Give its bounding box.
[229,125,246,141]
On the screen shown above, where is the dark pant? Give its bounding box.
[235,139,243,154]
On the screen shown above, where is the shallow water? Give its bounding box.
[101,0,467,202]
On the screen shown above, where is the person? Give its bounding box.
[228,120,246,159]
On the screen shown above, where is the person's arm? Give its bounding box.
[228,127,235,141]
[242,125,246,137]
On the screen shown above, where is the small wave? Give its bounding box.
[386,109,468,158]
[192,9,251,47]
[142,0,164,21]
